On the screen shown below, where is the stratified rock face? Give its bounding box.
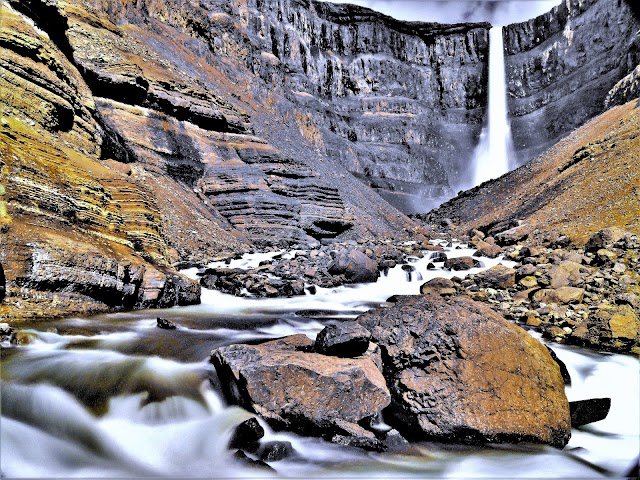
[0,0,422,319]
[504,0,640,163]
[357,294,571,447]
[211,334,391,436]
[244,0,490,211]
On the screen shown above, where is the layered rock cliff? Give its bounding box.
[0,0,422,320]
[504,0,640,163]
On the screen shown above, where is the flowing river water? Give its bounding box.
[1,243,638,478]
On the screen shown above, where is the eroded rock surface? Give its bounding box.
[357,294,571,447]
[211,334,391,437]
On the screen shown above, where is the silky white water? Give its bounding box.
[471,26,514,186]
[1,245,638,478]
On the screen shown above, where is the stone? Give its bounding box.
[232,450,274,471]
[229,417,265,451]
[494,225,530,246]
[545,346,571,386]
[533,287,585,305]
[444,256,481,271]
[420,277,456,296]
[357,294,571,447]
[315,322,372,357]
[156,317,177,330]
[548,261,586,289]
[569,398,611,428]
[257,441,294,462]
[520,276,539,288]
[211,334,390,437]
[609,306,639,341]
[472,265,516,289]
[473,240,503,259]
[328,249,379,284]
[585,228,630,252]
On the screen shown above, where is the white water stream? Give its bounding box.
[471,26,514,186]
[1,244,638,478]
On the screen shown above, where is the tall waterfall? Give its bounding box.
[471,26,513,186]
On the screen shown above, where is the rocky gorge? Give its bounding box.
[0,0,639,477]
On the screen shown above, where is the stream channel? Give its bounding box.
[1,242,638,478]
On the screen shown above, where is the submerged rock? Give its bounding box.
[156,317,177,330]
[357,294,571,447]
[211,334,390,438]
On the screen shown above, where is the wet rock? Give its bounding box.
[315,322,372,357]
[156,317,177,330]
[569,398,611,428]
[357,294,571,447]
[331,434,385,452]
[232,450,274,471]
[328,249,379,284]
[211,334,390,437]
[229,417,265,451]
[472,265,516,289]
[545,346,571,386]
[257,441,294,462]
[444,256,480,271]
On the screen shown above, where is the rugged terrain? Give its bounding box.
[426,99,640,245]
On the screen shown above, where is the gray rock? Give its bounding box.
[315,322,372,357]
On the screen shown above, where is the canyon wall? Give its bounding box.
[504,0,640,163]
[0,0,421,319]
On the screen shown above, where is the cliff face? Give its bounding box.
[0,0,422,320]
[245,0,490,211]
[504,0,640,163]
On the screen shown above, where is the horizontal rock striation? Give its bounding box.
[504,0,640,163]
[0,0,419,319]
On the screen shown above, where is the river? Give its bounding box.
[1,243,638,478]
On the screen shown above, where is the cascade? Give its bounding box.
[471,25,514,186]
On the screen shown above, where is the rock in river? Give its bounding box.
[211,334,390,438]
[357,294,571,447]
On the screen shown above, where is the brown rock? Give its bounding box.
[473,240,503,259]
[211,334,391,436]
[357,295,571,447]
[533,287,585,305]
[444,256,481,271]
[420,277,456,296]
[328,249,379,283]
[494,225,530,246]
[585,227,629,252]
[472,264,516,289]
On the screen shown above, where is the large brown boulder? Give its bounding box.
[211,335,390,437]
[357,294,571,447]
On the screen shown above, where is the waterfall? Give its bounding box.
[471,25,513,186]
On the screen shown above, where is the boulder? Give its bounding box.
[473,240,503,259]
[533,287,585,305]
[328,249,379,283]
[357,294,571,447]
[419,277,456,296]
[548,261,586,289]
[494,225,530,246]
[585,227,629,252]
[211,335,390,437]
[315,322,372,357]
[444,256,481,271]
[472,265,516,289]
[0,263,5,302]
[569,398,611,428]
[257,441,294,462]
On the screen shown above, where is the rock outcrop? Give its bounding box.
[357,294,572,447]
[504,0,640,163]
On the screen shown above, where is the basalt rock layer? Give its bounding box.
[504,0,640,163]
[0,0,421,320]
